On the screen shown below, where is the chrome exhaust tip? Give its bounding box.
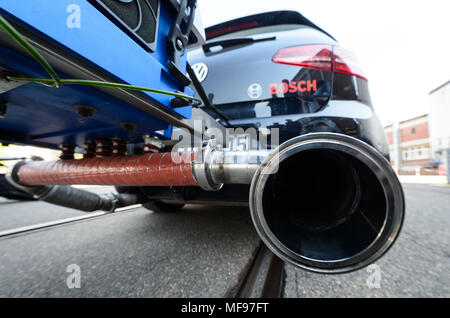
[249,133,405,273]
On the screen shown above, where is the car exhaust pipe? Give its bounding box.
[249,133,405,273]
[9,133,404,272]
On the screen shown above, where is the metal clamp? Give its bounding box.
[166,0,197,86]
[191,140,223,191]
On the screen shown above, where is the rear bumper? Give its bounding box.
[228,100,389,157]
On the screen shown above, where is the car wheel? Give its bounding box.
[115,186,185,213]
[142,201,185,213]
[115,186,139,194]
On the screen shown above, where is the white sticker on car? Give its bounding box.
[248,83,262,99]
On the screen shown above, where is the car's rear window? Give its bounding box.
[205,10,334,41]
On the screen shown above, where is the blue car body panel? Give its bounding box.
[0,0,193,148]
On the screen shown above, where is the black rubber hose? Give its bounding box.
[186,62,231,126]
[39,185,115,212]
[9,161,147,212]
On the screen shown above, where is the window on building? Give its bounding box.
[411,128,416,134]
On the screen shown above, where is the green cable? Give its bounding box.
[0,14,200,102]
[7,76,201,101]
[0,15,61,88]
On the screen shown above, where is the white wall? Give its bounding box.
[429,82,450,155]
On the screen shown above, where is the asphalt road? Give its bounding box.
[284,183,450,298]
[0,203,260,297]
[0,183,448,297]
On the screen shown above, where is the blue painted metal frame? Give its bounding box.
[0,0,193,148]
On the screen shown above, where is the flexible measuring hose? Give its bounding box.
[0,14,200,102]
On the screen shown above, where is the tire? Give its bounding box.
[142,200,185,213]
[115,186,185,213]
[114,186,140,194]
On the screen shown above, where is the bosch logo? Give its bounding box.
[191,62,208,82]
[270,80,317,95]
[248,83,263,99]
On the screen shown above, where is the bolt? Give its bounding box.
[120,122,136,132]
[142,134,151,144]
[176,38,184,50]
[73,104,97,118]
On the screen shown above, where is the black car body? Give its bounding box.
[166,10,389,204]
[189,10,387,152]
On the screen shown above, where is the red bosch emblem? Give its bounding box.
[270,80,317,95]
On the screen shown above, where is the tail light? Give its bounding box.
[272,45,367,80]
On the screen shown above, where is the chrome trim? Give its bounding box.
[191,141,270,190]
[249,133,405,274]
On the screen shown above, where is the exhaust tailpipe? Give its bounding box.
[10,133,404,272]
[249,133,404,273]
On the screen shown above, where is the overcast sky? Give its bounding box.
[197,0,450,124]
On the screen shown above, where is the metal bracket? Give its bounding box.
[166,0,197,86]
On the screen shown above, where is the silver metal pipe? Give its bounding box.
[209,149,270,185]
[192,144,270,191]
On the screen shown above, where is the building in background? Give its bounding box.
[384,80,449,179]
[385,115,433,173]
[429,81,450,176]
